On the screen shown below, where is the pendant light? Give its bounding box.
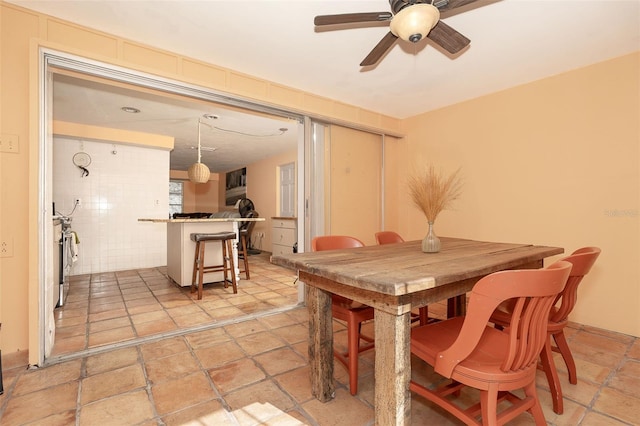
[187,118,211,184]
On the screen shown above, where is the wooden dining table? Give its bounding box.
[270,237,563,425]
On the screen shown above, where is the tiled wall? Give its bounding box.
[53,137,169,275]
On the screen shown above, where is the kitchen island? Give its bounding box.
[139,217,264,287]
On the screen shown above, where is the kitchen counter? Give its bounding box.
[139,217,264,287]
[139,217,264,223]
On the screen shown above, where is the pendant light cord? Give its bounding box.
[197,118,202,163]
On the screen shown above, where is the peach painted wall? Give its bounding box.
[1,0,400,361]
[400,53,639,336]
[169,170,222,214]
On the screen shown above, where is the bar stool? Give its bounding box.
[238,210,258,279]
[238,228,251,280]
[190,232,238,300]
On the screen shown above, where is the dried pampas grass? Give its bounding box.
[408,165,462,223]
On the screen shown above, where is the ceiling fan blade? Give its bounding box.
[360,31,398,66]
[427,20,470,54]
[314,12,392,26]
[436,0,481,13]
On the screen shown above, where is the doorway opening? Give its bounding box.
[37,49,308,366]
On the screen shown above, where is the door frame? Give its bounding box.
[34,48,310,365]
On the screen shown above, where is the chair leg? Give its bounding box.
[191,241,200,295]
[419,307,429,325]
[347,315,360,395]
[197,242,205,300]
[523,380,547,426]
[240,235,250,279]
[480,387,499,426]
[553,331,577,384]
[540,338,563,414]
[225,239,238,294]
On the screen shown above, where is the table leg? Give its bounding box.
[305,285,335,402]
[374,309,411,425]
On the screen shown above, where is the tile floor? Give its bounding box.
[1,253,639,425]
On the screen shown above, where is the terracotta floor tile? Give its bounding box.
[208,358,266,394]
[55,314,86,328]
[78,389,154,425]
[134,317,179,337]
[151,372,217,416]
[224,319,268,339]
[89,301,126,314]
[87,325,136,348]
[194,341,246,369]
[628,339,640,359]
[235,331,287,356]
[254,347,306,376]
[274,367,314,404]
[85,346,140,376]
[271,323,307,345]
[2,381,78,425]
[13,359,82,396]
[205,305,245,320]
[54,323,87,339]
[50,335,87,356]
[161,399,235,426]
[301,388,374,425]
[145,351,201,384]
[88,308,128,323]
[592,386,640,424]
[225,380,296,415]
[569,330,629,368]
[89,316,132,333]
[80,363,146,404]
[183,327,231,349]
[140,336,190,361]
[171,311,214,327]
[232,401,302,425]
[580,411,630,425]
[130,309,171,326]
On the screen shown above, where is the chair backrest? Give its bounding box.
[375,231,404,245]
[434,261,572,378]
[312,235,365,252]
[550,247,601,323]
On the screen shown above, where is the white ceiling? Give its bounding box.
[9,0,640,170]
[52,74,299,172]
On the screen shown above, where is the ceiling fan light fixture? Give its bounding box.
[390,3,440,43]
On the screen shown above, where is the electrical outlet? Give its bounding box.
[0,238,13,258]
[0,133,19,153]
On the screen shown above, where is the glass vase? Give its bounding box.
[422,221,441,253]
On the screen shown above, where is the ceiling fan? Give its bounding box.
[314,0,480,66]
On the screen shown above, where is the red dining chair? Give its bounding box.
[491,247,601,414]
[374,231,433,325]
[312,235,374,395]
[410,261,571,425]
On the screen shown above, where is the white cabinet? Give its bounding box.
[272,217,297,256]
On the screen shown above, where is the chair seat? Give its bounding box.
[412,317,535,388]
[190,232,236,242]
